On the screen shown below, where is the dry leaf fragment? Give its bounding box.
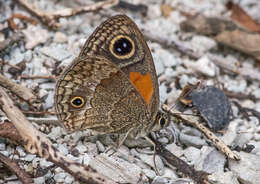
[226,1,260,32]
[160,4,173,18]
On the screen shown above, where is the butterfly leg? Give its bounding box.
[144,136,160,176]
[105,128,134,156]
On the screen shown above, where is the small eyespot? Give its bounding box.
[109,35,135,59]
[70,96,85,108]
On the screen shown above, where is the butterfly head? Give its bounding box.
[150,111,170,132]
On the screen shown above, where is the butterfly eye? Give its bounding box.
[70,96,85,108]
[159,117,166,127]
[158,113,169,128]
[110,35,135,59]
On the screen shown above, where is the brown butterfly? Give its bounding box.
[54,15,169,144]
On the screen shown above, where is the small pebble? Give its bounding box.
[96,140,105,153]
[40,158,53,168]
[16,146,26,157]
[0,143,6,151]
[53,32,68,43]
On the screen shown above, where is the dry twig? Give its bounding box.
[15,0,119,30]
[20,75,56,80]
[8,13,37,30]
[0,73,37,104]
[0,86,117,184]
[0,32,24,56]
[0,152,33,184]
[162,104,240,160]
[153,138,209,184]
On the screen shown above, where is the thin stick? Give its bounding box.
[162,104,240,160]
[0,152,33,183]
[0,86,116,184]
[0,32,24,54]
[20,75,56,80]
[0,73,37,104]
[15,0,119,30]
[153,138,209,184]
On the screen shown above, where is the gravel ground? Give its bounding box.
[0,0,260,184]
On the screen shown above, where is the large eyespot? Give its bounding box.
[109,35,135,59]
[70,96,85,108]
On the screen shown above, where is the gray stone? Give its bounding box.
[16,146,26,157]
[82,153,91,165]
[158,49,179,68]
[38,88,48,99]
[142,169,156,179]
[23,154,36,162]
[34,177,45,184]
[0,151,9,157]
[53,32,67,43]
[195,146,226,174]
[165,143,184,157]
[159,83,168,104]
[39,158,53,168]
[221,119,239,146]
[96,140,105,152]
[190,35,216,54]
[162,168,178,180]
[0,143,6,151]
[226,79,247,93]
[10,47,24,65]
[40,45,71,62]
[22,25,50,49]
[179,74,190,88]
[151,176,168,184]
[74,144,87,154]
[89,153,143,183]
[152,176,192,184]
[154,55,165,76]
[24,50,33,62]
[164,67,176,78]
[232,133,253,148]
[181,126,202,137]
[39,82,55,90]
[44,90,54,109]
[208,171,239,184]
[249,141,260,155]
[54,172,67,183]
[57,144,68,155]
[48,127,63,140]
[184,55,216,77]
[137,153,165,175]
[229,151,260,184]
[179,133,206,148]
[64,175,74,184]
[183,147,201,164]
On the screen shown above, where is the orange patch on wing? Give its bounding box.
[129,72,154,106]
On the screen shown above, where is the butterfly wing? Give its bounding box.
[79,15,160,122]
[55,56,150,134]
